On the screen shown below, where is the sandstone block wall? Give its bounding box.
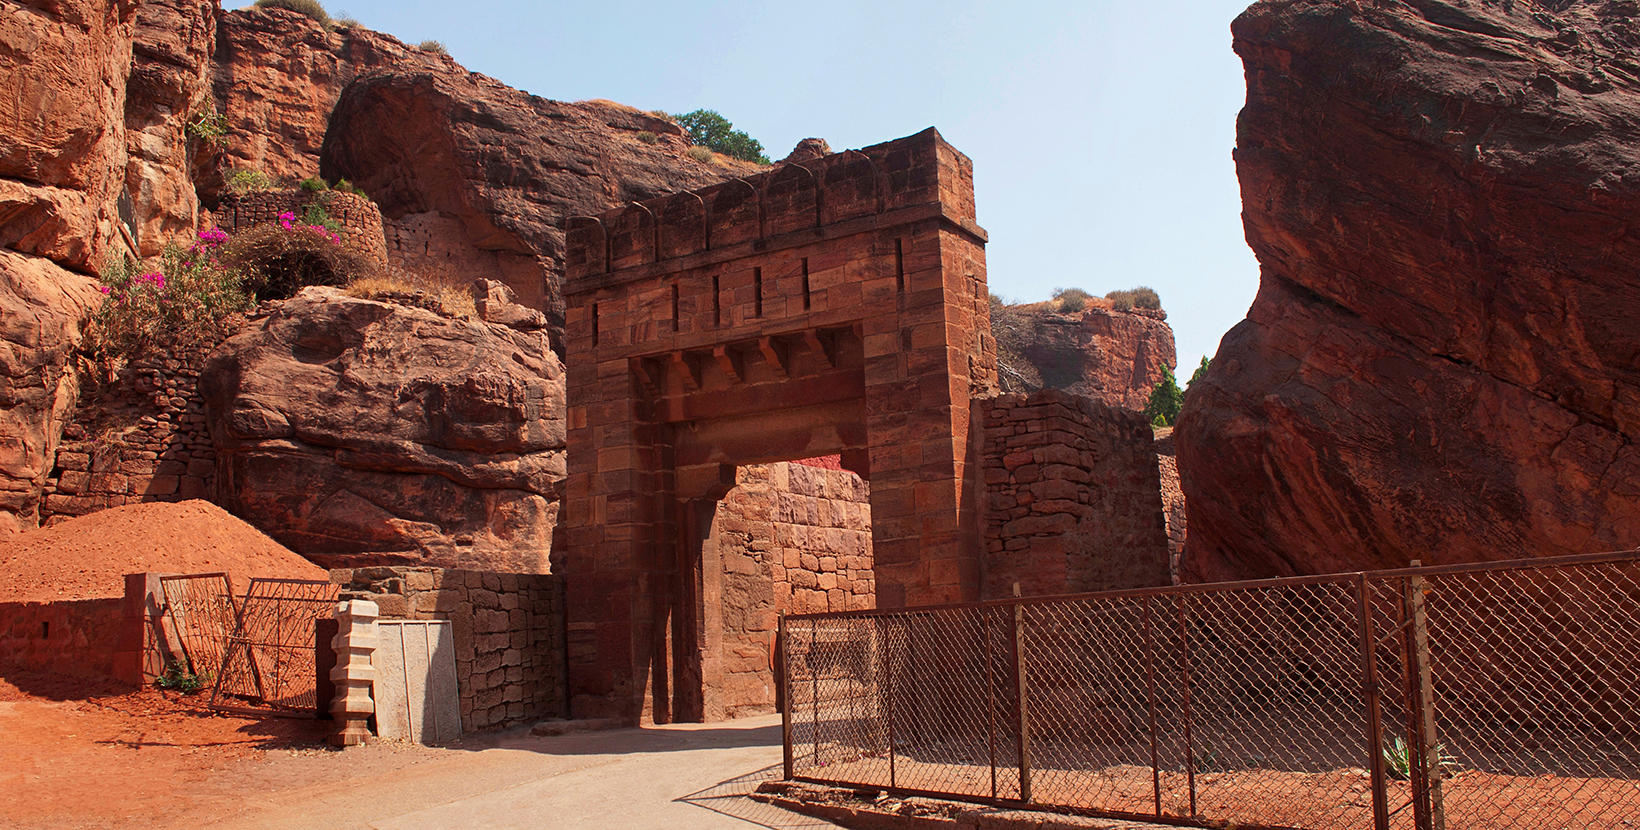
[384,211,544,308]
[213,189,389,267]
[979,389,1170,597]
[40,349,217,526]
[712,460,873,718]
[0,598,125,680]
[332,567,567,732]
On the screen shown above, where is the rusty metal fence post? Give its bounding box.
[1175,593,1198,818]
[1405,564,1446,830]
[1010,585,1032,803]
[780,612,793,781]
[1355,573,1391,830]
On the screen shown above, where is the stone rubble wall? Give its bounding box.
[40,348,218,526]
[332,567,567,733]
[1156,453,1187,585]
[712,460,873,718]
[212,189,389,267]
[979,388,1171,598]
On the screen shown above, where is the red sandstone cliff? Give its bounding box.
[991,299,1176,410]
[1176,0,1640,581]
[0,0,144,538]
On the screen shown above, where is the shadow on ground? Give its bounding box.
[678,763,836,829]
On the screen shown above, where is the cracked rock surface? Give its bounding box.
[1177,0,1640,580]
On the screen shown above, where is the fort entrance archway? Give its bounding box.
[556,129,997,722]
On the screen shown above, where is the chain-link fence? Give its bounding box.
[781,552,1640,830]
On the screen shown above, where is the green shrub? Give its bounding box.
[671,109,771,164]
[91,228,253,363]
[1105,285,1162,311]
[686,145,715,164]
[298,176,329,192]
[185,100,230,147]
[333,12,360,27]
[636,131,658,145]
[154,660,210,694]
[1188,356,1210,388]
[255,0,330,27]
[1143,365,1184,427]
[220,212,377,302]
[1052,287,1091,313]
[333,178,369,198]
[417,39,447,54]
[224,169,276,196]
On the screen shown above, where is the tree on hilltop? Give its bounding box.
[671,110,771,164]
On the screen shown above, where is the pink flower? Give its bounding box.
[197,226,228,247]
[98,286,111,294]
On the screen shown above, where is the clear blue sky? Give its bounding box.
[251,0,1261,371]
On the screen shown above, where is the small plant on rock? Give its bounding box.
[1105,285,1162,312]
[255,0,330,27]
[225,168,277,196]
[90,227,254,364]
[636,131,658,145]
[333,178,369,198]
[185,99,231,147]
[220,211,376,301]
[686,145,715,164]
[417,39,447,54]
[298,176,329,192]
[154,660,210,694]
[1052,286,1091,313]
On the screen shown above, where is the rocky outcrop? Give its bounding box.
[321,72,762,342]
[205,6,450,198]
[201,287,566,571]
[0,0,143,538]
[125,0,216,255]
[991,300,1176,410]
[1176,0,1640,581]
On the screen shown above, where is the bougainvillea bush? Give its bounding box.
[219,210,377,301]
[90,227,255,364]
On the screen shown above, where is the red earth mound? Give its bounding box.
[0,500,325,602]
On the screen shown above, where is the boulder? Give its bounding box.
[320,72,763,343]
[0,251,104,539]
[992,301,1176,410]
[201,287,566,571]
[1176,0,1640,581]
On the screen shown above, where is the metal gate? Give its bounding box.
[210,578,339,717]
[158,573,239,682]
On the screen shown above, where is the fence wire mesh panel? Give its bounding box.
[158,573,238,683]
[210,578,338,717]
[782,552,1640,830]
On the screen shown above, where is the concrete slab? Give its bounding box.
[199,714,824,830]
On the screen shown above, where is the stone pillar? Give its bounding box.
[329,598,378,747]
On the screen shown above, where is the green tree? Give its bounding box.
[1144,365,1184,427]
[671,109,771,164]
[1188,356,1210,388]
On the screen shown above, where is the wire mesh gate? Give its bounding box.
[158,573,239,682]
[210,578,338,717]
[780,551,1640,830]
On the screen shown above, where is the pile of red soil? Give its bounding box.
[0,500,325,602]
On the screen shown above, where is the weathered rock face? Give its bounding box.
[320,72,762,342]
[1177,0,1640,581]
[992,301,1176,410]
[1,0,138,270]
[201,287,566,571]
[0,0,141,537]
[206,7,450,198]
[124,0,217,255]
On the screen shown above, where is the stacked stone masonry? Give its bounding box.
[332,567,567,733]
[557,128,998,721]
[1153,431,1187,585]
[41,347,219,526]
[978,389,1171,598]
[213,189,390,267]
[712,461,873,718]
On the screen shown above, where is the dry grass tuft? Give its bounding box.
[346,267,476,318]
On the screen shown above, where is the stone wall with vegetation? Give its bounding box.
[213,189,388,266]
[331,566,567,732]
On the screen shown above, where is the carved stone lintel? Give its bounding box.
[329,598,379,747]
